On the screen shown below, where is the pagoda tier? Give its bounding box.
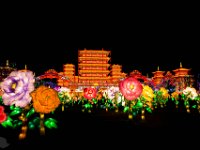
[78,49,111,86]
[173,62,191,77]
[129,70,148,82]
[63,64,75,79]
[79,60,109,64]
[78,49,110,56]
[79,70,110,74]
[110,64,123,83]
[57,64,76,87]
[172,62,194,90]
[78,64,110,67]
[78,66,109,70]
[80,74,108,77]
[78,76,110,80]
[152,66,165,85]
[79,57,110,61]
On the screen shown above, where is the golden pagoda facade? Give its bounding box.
[57,64,76,87]
[78,49,111,87]
[172,62,194,90]
[63,64,75,80]
[173,62,190,77]
[57,72,66,87]
[110,64,123,85]
[152,66,165,85]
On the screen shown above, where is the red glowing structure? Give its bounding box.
[152,66,165,85]
[37,69,65,80]
[56,49,127,89]
[110,64,126,86]
[172,62,194,91]
[129,70,148,82]
[57,64,76,87]
[78,49,111,87]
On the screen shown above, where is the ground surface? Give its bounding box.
[1,101,200,149]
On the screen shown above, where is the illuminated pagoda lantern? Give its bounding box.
[152,66,165,85]
[172,62,193,90]
[129,70,148,83]
[110,64,125,86]
[0,60,16,81]
[78,49,111,87]
[57,64,78,89]
[164,71,173,79]
[121,72,127,80]
[37,69,65,82]
[57,71,65,86]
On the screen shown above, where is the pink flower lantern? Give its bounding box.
[119,77,143,100]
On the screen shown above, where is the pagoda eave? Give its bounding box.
[152,71,165,74]
[173,68,191,72]
[78,64,110,67]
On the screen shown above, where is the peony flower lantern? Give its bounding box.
[119,77,143,119]
[119,77,143,101]
[0,70,35,108]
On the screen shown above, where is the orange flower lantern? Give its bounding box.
[30,85,60,135]
[31,86,60,114]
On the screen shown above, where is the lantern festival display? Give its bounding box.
[1,49,200,141]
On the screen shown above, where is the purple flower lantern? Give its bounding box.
[0,70,35,107]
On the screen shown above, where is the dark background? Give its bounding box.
[0,6,199,78]
[0,32,199,78]
[0,4,200,149]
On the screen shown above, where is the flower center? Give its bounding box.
[11,83,17,90]
[129,84,134,90]
[88,90,93,94]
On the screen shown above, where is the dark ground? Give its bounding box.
[1,100,200,149]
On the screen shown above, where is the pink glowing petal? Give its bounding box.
[119,77,143,101]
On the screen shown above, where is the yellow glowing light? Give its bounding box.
[12,83,17,89]
[130,84,134,90]
[128,114,133,119]
[141,115,145,120]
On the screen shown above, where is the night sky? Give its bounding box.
[1,33,199,77]
[0,8,199,78]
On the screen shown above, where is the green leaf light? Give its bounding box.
[123,106,129,113]
[9,107,22,116]
[26,108,35,118]
[1,116,13,128]
[136,100,143,108]
[145,107,152,113]
[44,118,58,129]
